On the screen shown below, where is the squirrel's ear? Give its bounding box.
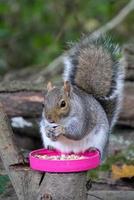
[64,81,71,96]
[47,82,53,92]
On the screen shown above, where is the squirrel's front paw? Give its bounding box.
[45,125,65,141]
[88,147,102,159]
[45,126,57,141]
[54,125,65,136]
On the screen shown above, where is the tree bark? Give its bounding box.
[38,173,87,200]
[0,103,42,200]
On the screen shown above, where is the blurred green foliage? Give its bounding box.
[0,0,133,73]
[0,175,10,194]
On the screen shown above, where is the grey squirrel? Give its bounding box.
[40,36,125,159]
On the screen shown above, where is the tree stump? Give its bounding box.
[38,172,87,200]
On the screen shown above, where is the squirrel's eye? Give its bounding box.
[42,103,45,108]
[60,100,66,108]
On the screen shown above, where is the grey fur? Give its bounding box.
[40,35,125,160]
[59,86,107,139]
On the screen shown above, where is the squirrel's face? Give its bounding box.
[43,81,71,123]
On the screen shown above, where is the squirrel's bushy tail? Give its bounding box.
[63,35,125,127]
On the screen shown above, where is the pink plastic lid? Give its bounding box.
[29,148,100,173]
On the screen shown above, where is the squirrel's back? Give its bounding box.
[63,36,125,127]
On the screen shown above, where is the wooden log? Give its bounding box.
[0,82,134,127]
[124,43,134,70]
[125,69,134,81]
[123,43,134,81]
[0,91,43,117]
[118,82,134,127]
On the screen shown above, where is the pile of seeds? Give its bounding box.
[35,154,86,160]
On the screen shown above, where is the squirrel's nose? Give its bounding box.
[49,119,55,123]
[47,115,55,123]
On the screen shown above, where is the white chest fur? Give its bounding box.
[40,119,107,155]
